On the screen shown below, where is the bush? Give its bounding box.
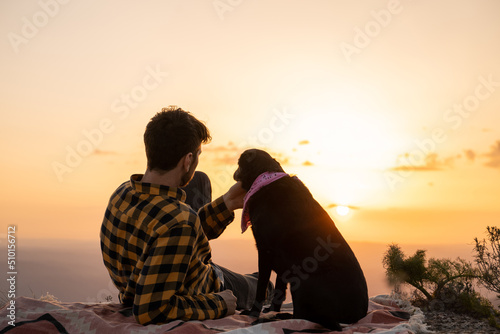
[383,244,477,302]
[382,243,500,327]
[474,226,500,298]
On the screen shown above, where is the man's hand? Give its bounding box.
[223,182,247,211]
[216,290,237,316]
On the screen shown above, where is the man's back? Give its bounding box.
[100,174,234,325]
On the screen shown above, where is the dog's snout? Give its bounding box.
[233,168,240,181]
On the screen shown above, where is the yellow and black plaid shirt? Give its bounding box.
[100,174,234,325]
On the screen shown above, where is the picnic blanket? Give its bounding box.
[0,295,430,334]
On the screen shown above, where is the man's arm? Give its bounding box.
[133,224,228,325]
[198,182,246,240]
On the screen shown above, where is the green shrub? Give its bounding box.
[474,226,500,298]
[383,244,477,302]
[382,244,500,326]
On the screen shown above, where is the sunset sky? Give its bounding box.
[1,0,499,253]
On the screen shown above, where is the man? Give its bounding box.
[100,106,260,325]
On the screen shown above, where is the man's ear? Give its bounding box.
[182,152,193,172]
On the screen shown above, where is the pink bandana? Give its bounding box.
[241,172,289,233]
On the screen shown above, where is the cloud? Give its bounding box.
[464,149,476,162]
[203,143,291,167]
[203,142,241,165]
[443,155,458,168]
[425,153,441,169]
[381,141,500,172]
[484,140,500,169]
[389,153,455,172]
[327,203,360,210]
[212,154,239,165]
[203,142,239,153]
[93,149,117,156]
[276,155,290,166]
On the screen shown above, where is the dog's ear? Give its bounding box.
[235,149,285,190]
[270,158,284,172]
[234,150,257,190]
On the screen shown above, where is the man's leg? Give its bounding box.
[214,264,274,310]
[182,171,212,211]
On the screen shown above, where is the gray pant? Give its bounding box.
[213,264,274,310]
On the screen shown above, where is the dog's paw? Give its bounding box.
[250,312,293,325]
[274,312,293,320]
[250,317,274,325]
[263,304,282,313]
[240,309,261,317]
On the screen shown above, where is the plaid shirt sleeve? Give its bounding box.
[134,223,227,325]
[197,195,235,240]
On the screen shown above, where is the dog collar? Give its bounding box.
[241,171,289,233]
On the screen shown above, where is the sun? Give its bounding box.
[335,205,350,216]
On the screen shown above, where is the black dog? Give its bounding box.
[234,149,368,331]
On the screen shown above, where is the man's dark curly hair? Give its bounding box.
[144,106,211,172]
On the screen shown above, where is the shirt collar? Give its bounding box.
[130,174,186,202]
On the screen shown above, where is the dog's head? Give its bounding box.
[234,149,285,190]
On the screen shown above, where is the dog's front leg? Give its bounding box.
[263,273,287,313]
[241,248,272,317]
